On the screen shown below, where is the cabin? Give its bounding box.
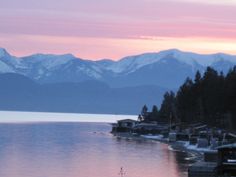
[210,137,219,149]
[118,119,138,128]
[189,134,198,145]
[169,132,177,142]
[222,133,236,145]
[176,132,189,141]
[111,119,138,133]
[168,132,189,142]
[217,143,236,176]
[133,123,168,135]
[192,124,207,134]
[197,138,209,148]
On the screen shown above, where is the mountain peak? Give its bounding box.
[30,53,76,59]
[162,48,182,54]
[61,53,76,58]
[0,48,9,57]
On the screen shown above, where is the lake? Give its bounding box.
[0,112,196,177]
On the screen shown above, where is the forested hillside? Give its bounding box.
[144,66,236,131]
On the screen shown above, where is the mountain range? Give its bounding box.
[0,48,236,114]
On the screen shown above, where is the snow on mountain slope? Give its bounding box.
[0,48,8,58]
[21,53,76,70]
[58,59,104,80]
[164,49,236,66]
[0,61,14,73]
[106,49,236,74]
[95,59,115,68]
[106,52,163,73]
[0,48,236,88]
[0,48,23,72]
[0,48,14,72]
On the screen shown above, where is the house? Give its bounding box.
[192,124,207,134]
[117,119,138,129]
[133,123,168,135]
[222,133,236,145]
[189,134,199,145]
[197,138,209,148]
[169,132,177,142]
[111,119,138,133]
[217,143,236,176]
[168,132,190,142]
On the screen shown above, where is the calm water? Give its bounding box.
[0,122,196,177]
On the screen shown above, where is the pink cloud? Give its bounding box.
[0,0,236,58]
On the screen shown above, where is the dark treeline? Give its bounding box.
[141,66,236,131]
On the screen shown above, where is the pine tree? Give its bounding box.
[159,91,176,124]
[141,105,148,116]
[150,105,159,121]
[194,70,202,84]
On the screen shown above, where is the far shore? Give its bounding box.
[0,111,136,123]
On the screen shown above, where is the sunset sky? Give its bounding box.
[0,0,236,60]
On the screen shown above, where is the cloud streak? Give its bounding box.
[0,0,236,59]
[171,0,236,5]
[1,33,236,60]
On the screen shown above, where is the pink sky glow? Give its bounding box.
[0,0,236,60]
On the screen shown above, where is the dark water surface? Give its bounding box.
[0,122,195,177]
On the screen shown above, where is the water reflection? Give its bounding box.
[0,123,194,177]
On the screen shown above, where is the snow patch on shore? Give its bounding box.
[184,142,217,153]
[140,135,164,140]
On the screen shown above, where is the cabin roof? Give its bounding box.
[117,119,137,123]
[133,123,168,129]
[194,125,207,130]
[228,133,236,138]
[135,123,157,126]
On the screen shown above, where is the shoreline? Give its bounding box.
[113,132,205,161]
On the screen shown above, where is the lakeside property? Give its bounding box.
[110,67,236,176]
[111,117,236,152]
[111,115,236,177]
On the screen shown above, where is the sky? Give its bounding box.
[0,0,236,60]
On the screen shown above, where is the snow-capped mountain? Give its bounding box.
[21,54,107,82]
[105,49,236,74]
[0,47,236,89]
[0,49,108,83]
[0,48,21,73]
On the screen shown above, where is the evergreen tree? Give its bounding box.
[225,66,236,129]
[201,67,221,125]
[158,66,236,130]
[176,77,194,123]
[194,70,202,84]
[150,105,159,121]
[141,105,148,116]
[193,70,204,122]
[159,91,176,124]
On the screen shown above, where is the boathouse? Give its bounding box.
[217,143,236,176]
